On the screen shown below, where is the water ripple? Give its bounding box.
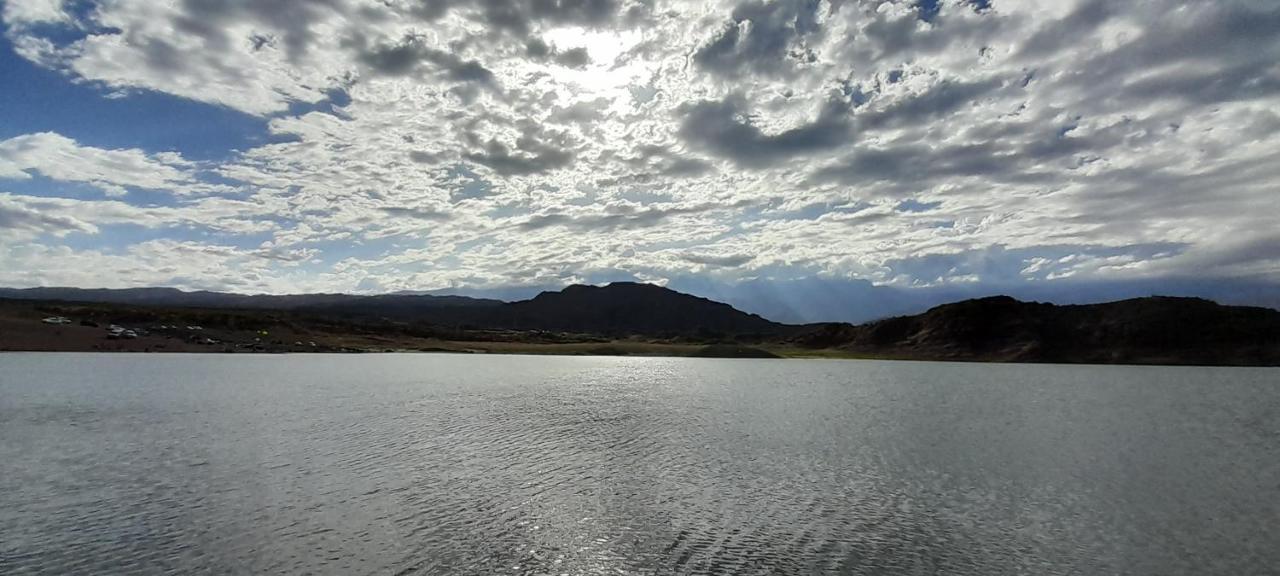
[1,354,1278,575]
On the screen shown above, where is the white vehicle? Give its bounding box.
[42,316,71,325]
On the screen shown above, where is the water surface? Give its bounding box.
[1,354,1277,574]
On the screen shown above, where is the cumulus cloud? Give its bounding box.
[524,38,592,69]
[1,0,1278,301]
[2,0,69,28]
[693,0,824,78]
[679,94,850,167]
[463,122,577,176]
[355,34,497,85]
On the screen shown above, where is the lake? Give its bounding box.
[1,354,1277,575]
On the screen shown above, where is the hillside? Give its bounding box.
[791,296,1280,365]
[499,282,781,336]
[304,282,783,337]
[0,283,785,339]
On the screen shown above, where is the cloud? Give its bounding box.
[379,206,449,221]
[0,238,304,293]
[693,0,823,78]
[679,94,850,166]
[406,0,624,34]
[355,34,496,86]
[896,199,941,213]
[525,38,592,69]
[0,132,223,196]
[463,122,576,176]
[814,141,1021,189]
[517,201,744,233]
[1016,0,1115,58]
[680,252,755,268]
[0,191,277,239]
[857,76,1005,130]
[1,0,1278,306]
[0,194,97,237]
[1,0,70,28]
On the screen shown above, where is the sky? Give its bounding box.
[1,0,1278,322]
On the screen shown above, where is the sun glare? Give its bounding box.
[540,26,645,92]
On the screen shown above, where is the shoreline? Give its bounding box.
[6,346,1279,369]
[0,303,786,359]
[4,299,1277,367]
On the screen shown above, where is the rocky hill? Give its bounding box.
[498,282,781,336]
[792,296,1280,365]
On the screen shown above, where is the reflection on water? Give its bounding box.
[1,354,1277,575]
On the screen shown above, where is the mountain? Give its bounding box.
[498,282,781,336]
[306,282,783,337]
[0,283,781,338]
[665,276,1280,324]
[792,295,1280,365]
[0,286,499,310]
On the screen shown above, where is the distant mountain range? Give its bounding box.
[3,284,1279,364]
[345,276,1280,325]
[0,283,778,337]
[0,286,499,310]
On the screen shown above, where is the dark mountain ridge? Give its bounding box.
[302,282,783,337]
[0,283,782,338]
[4,284,1279,364]
[0,286,501,311]
[500,282,779,336]
[792,295,1280,365]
